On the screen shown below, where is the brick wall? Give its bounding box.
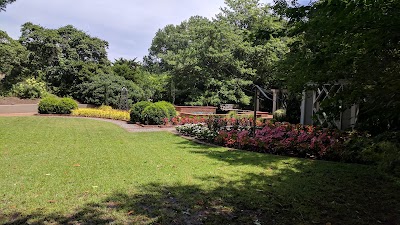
[175,106,217,114]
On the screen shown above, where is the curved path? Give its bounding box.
[0,113,176,133]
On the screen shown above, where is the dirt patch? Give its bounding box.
[0,97,40,105]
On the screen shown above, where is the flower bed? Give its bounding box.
[176,117,349,162]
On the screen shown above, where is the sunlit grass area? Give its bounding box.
[0,117,399,224]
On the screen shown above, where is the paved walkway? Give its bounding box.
[0,113,176,133]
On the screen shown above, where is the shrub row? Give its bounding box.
[71,106,130,121]
[130,101,176,125]
[38,97,78,114]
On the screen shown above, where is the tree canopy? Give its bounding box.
[145,0,288,105]
[0,0,15,12]
[19,23,111,96]
[276,0,400,132]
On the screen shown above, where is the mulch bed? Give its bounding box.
[0,97,40,105]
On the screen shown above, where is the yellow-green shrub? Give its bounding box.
[72,108,130,121]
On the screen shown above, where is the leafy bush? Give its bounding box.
[38,97,78,114]
[130,101,153,123]
[38,97,59,114]
[375,142,400,177]
[154,101,176,119]
[142,104,168,125]
[273,109,286,122]
[72,107,129,121]
[59,98,78,114]
[11,78,47,99]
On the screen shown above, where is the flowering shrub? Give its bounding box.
[12,78,47,99]
[175,116,349,162]
[176,123,217,141]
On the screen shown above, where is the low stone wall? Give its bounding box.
[0,104,96,114]
[179,112,224,118]
[175,106,217,114]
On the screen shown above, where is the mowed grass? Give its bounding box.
[0,117,399,225]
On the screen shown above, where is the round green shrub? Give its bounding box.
[142,104,168,125]
[154,101,176,119]
[59,98,78,114]
[38,97,59,114]
[38,97,78,114]
[273,109,287,122]
[130,101,152,123]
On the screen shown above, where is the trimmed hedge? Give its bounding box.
[130,101,176,125]
[154,101,176,119]
[38,97,78,114]
[130,101,152,123]
[142,104,167,125]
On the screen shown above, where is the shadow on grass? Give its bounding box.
[2,139,400,225]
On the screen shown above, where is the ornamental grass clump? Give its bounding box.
[71,106,130,121]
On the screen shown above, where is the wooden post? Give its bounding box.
[272,89,278,113]
[253,88,258,136]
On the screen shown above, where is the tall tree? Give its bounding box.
[147,16,255,105]
[19,23,111,96]
[146,0,289,106]
[217,0,290,87]
[0,30,28,91]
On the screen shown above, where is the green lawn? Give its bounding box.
[0,117,399,225]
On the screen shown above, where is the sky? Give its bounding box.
[0,0,284,62]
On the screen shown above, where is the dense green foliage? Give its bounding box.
[1,23,163,108]
[275,0,400,133]
[142,103,169,125]
[142,103,168,125]
[154,101,176,118]
[76,74,144,108]
[19,23,111,97]
[38,96,77,114]
[130,101,153,123]
[130,101,176,124]
[145,0,289,106]
[0,30,28,93]
[11,77,47,99]
[113,58,169,101]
